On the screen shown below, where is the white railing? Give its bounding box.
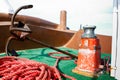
[111,0,120,79]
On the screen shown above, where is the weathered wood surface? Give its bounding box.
[0,13,112,54]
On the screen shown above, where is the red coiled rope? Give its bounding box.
[0,56,76,80]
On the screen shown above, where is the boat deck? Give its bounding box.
[0,47,115,80]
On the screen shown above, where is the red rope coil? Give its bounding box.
[0,56,76,80]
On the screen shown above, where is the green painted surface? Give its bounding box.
[0,47,116,80]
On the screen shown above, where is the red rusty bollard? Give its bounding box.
[73,25,101,77]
